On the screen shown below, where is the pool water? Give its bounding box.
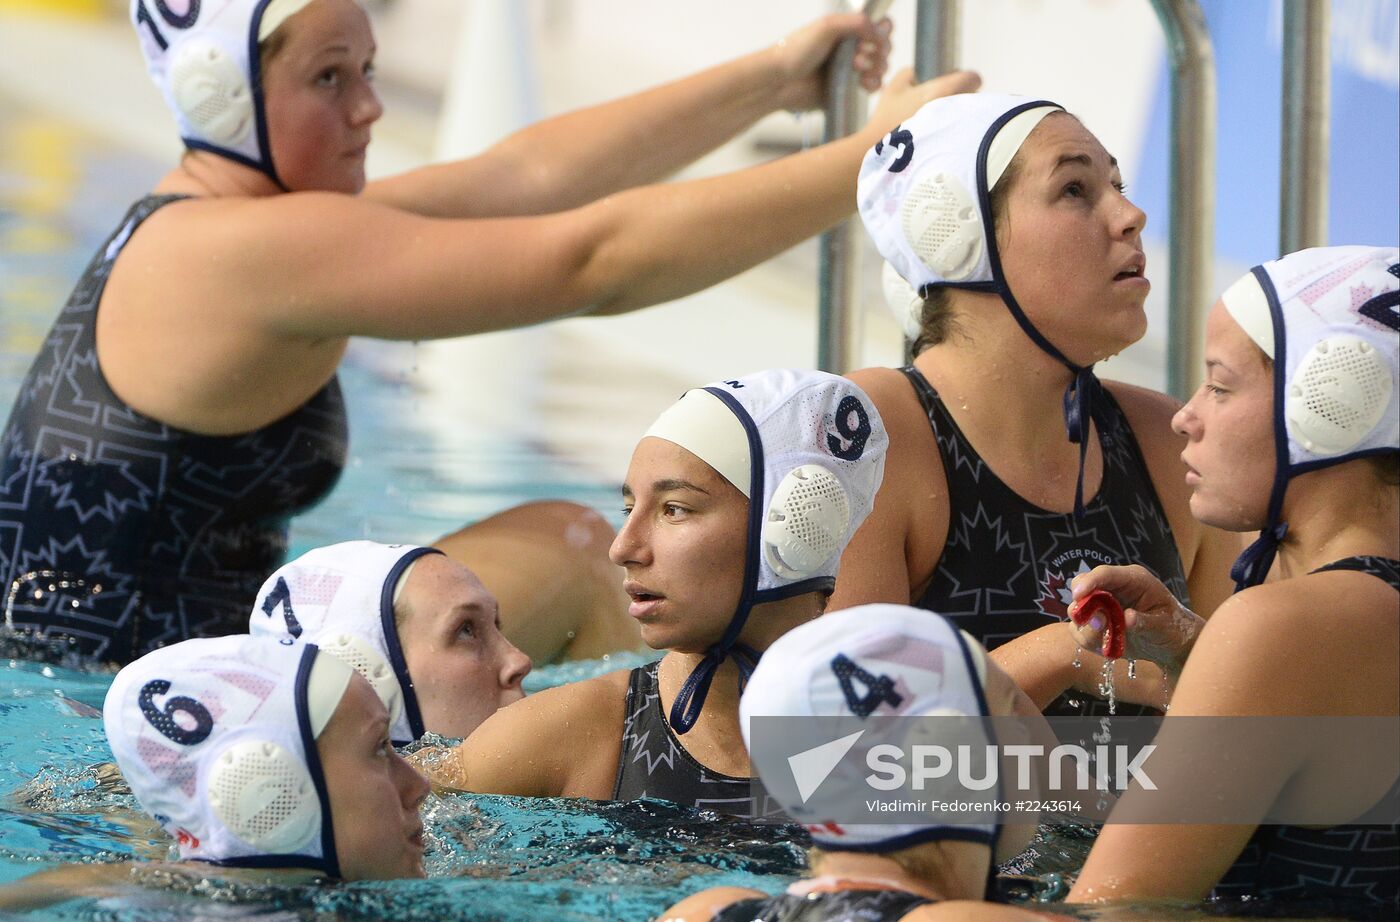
[1,64,1392,922]
[0,656,807,921]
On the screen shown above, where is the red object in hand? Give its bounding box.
[1069,590,1126,659]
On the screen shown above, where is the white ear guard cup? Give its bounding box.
[1285,335,1394,455]
[206,739,321,854]
[762,464,852,580]
[899,171,982,282]
[882,261,925,342]
[316,632,404,726]
[169,38,255,146]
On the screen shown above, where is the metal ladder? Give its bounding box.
[816,0,1331,400]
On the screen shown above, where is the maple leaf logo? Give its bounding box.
[1036,571,1068,619]
[1035,560,1093,620]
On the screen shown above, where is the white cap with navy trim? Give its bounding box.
[1222,245,1399,589]
[103,635,352,875]
[130,0,315,183]
[740,604,997,851]
[249,540,444,744]
[642,368,888,733]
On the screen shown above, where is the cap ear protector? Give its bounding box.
[1285,336,1393,456]
[313,631,405,727]
[169,35,256,147]
[131,0,317,186]
[763,464,852,580]
[206,735,321,853]
[899,171,983,282]
[882,261,925,342]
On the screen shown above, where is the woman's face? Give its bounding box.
[1172,301,1276,530]
[317,673,430,880]
[610,437,749,653]
[261,0,382,193]
[995,114,1150,365]
[396,555,533,740]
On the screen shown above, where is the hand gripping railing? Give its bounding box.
[817,0,1220,398]
[817,0,898,374]
[1280,0,1330,254]
[1149,0,1216,399]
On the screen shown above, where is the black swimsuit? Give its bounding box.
[712,887,933,922]
[1215,556,1400,912]
[0,196,347,665]
[611,661,758,816]
[901,366,1188,717]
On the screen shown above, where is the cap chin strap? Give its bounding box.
[1063,366,1105,518]
[667,386,769,735]
[974,103,1105,519]
[1231,521,1288,591]
[667,642,761,735]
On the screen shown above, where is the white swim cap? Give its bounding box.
[130,0,317,184]
[1223,246,1399,589]
[858,94,1061,293]
[882,261,926,342]
[741,604,997,852]
[103,635,353,875]
[249,541,444,744]
[859,94,1116,520]
[643,369,888,732]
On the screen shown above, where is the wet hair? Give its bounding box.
[1369,454,1400,487]
[909,148,1024,356]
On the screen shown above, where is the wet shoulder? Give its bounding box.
[1100,379,1186,479]
[845,366,946,499]
[1186,574,1398,715]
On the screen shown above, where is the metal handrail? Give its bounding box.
[913,0,959,83]
[1280,0,1330,254]
[1149,0,1217,400]
[817,0,896,374]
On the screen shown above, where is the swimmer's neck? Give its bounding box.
[661,592,824,718]
[913,322,1091,460]
[154,151,284,199]
[1272,463,1400,579]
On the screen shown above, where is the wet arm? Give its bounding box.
[431,674,626,798]
[990,622,1171,712]
[365,14,893,219]
[0,863,133,911]
[252,126,875,339]
[225,70,977,341]
[1067,592,1316,903]
[659,886,767,922]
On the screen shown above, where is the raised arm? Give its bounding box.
[238,70,981,341]
[1069,574,1399,903]
[366,14,894,219]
